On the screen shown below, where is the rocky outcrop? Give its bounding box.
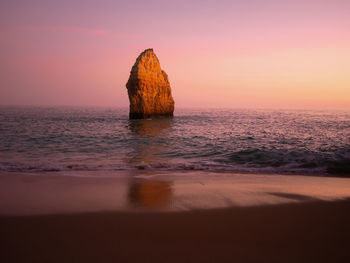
[126,48,174,119]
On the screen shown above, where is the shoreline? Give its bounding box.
[1,166,348,179]
[1,199,350,262]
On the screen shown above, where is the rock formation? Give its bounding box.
[126,48,175,119]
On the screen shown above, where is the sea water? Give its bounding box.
[0,106,349,176]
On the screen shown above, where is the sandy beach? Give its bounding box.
[1,172,350,262]
[1,198,350,263]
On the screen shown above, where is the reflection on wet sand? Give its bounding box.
[127,118,173,209]
[128,177,173,209]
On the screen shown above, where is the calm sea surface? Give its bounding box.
[0,107,349,176]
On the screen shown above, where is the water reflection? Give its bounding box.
[127,118,173,209]
[128,118,172,137]
[126,118,172,166]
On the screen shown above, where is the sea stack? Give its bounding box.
[126,48,175,119]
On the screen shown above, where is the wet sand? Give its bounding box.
[1,172,350,262]
[1,171,350,215]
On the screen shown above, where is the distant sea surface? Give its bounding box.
[0,107,349,176]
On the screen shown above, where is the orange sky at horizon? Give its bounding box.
[1,0,350,110]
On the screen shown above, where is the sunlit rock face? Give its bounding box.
[126,48,175,119]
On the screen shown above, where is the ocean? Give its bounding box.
[0,106,349,176]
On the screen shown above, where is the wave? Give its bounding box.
[1,157,349,177]
[220,148,350,176]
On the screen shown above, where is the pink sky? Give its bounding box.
[1,0,350,109]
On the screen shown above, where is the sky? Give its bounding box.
[1,0,350,109]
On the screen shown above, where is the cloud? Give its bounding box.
[10,25,143,40]
[15,25,110,36]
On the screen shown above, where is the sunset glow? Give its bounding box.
[1,0,349,109]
